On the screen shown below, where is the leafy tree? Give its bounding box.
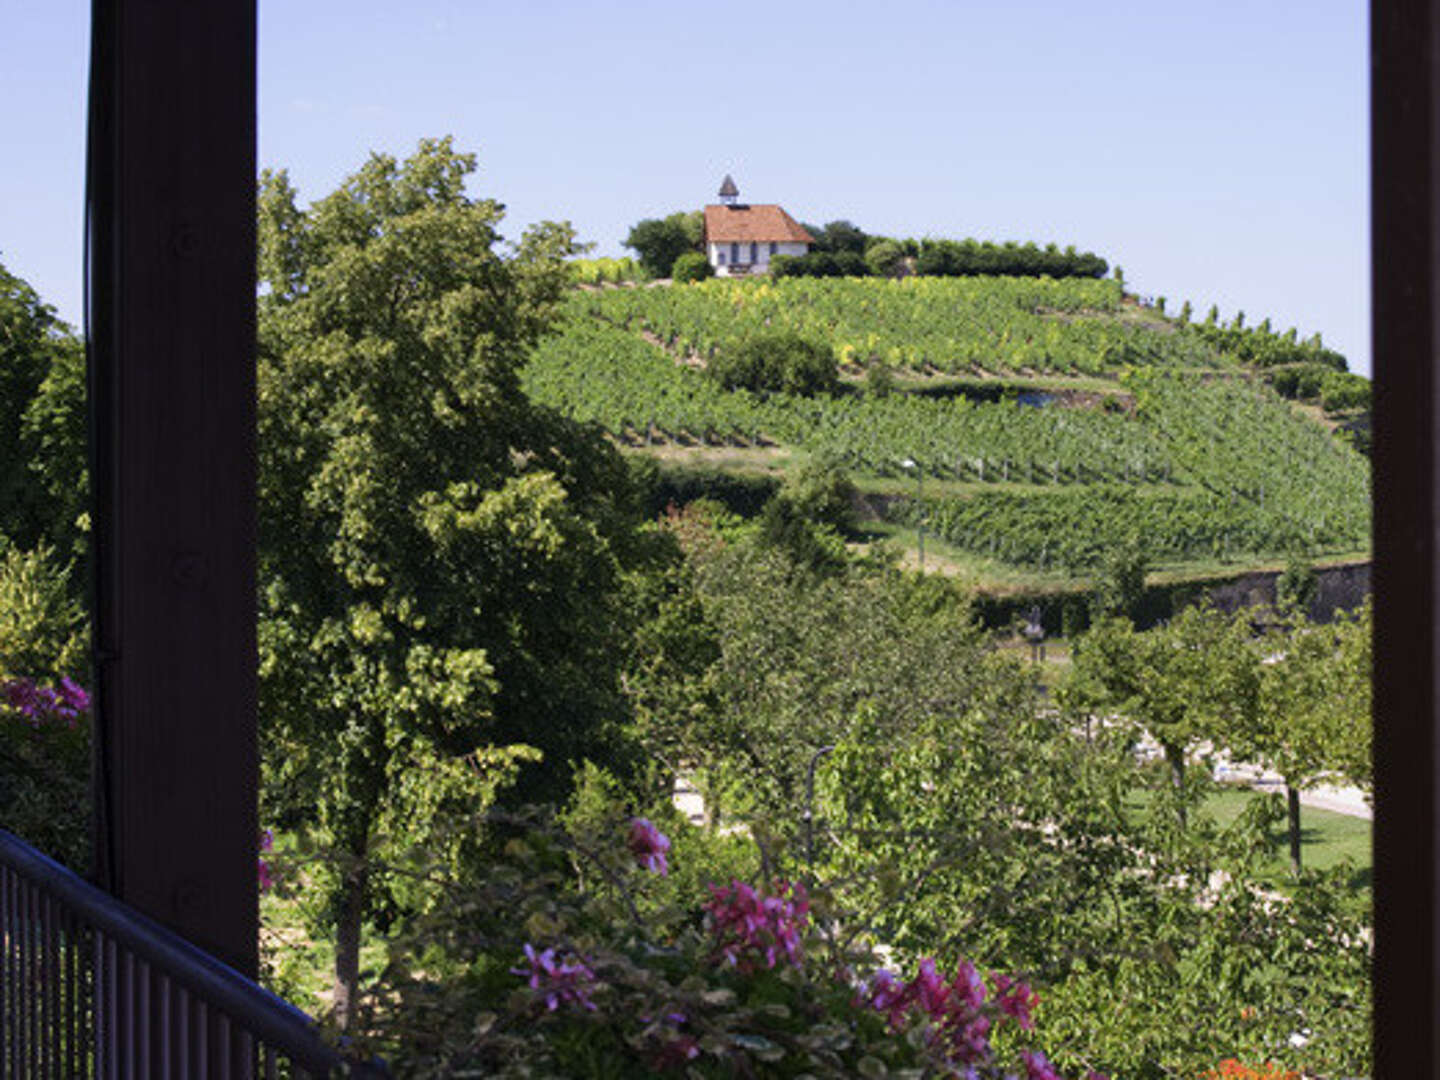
[0,542,87,680]
[1069,605,1255,826]
[864,238,905,278]
[1090,536,1148,622]
[1276,553,1317,613]
[0,263,87,561]
[670,250,713,283]
[1232,608,1366,872]
[807,220,870,255]
[256,138,657,1023]
[706,332,839,398]
[623,211,702,278]
[779,456,859,535]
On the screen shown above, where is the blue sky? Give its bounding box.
[2,2,1370,373]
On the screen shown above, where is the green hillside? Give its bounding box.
[524,276,1370,583]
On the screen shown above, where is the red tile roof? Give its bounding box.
[704,204,813,245]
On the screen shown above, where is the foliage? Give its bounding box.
[771,250,870,278]
[804,219,870,255]
[864,238,906,278]
[1090,536,1148,621]
[1275,554,1317,613]
[567,256,641,285]
[776,456,859,535]
[624,211,703,278]
[256,137,659,1020]
[1065,605,1256,820]
[913,238,1107,279]
[344,803,1101,1079]
[0,543,87,679]
[671,251,713,284]
[706,332,839,399]
[1188,319,1347,372]
[0,675,91,868]
[0,262,88,563]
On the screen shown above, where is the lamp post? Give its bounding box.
[901,458,923,569]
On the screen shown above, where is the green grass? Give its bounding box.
[1128,783,1371,897]
[1201,785,1371,875]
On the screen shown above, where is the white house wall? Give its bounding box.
[706,240,809,277]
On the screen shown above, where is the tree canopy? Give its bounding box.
[623,210,703,278]
[256,137,660,1021]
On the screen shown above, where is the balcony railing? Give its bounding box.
[0,828,377,1078]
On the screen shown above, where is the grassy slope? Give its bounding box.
[527,277,1369,592]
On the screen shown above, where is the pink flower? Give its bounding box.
[57,677,90,716]
[994,972,1040,1030]
[628,817,671,875]
[512,944,597,1012]
[858,968,912,1029]
[3,676,91,726]
[703,879,809,970]
[1021,1049,1065,1080]
[257,858,274,892]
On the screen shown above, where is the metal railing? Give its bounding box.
[0,828,373,1078]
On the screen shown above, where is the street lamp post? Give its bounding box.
[901,458,923,569]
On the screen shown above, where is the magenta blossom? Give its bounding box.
[627,817,671,876]
[512,944,597,1012]
[703,878,810,971]
[993,972,1040,1030]
[57,677,90,716]
[2,676,91,726]
[258,828,276,892]
[1020,1049,1065,1080]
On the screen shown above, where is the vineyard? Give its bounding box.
[524,277,1371,577]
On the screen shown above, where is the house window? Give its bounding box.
[769,242,778,256]
[750,242,758,263]
[731,242,740,265]
[717,251,726,265]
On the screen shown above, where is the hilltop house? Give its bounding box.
[704,174,813,276]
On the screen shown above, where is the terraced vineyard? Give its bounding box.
[525,277,1370,578]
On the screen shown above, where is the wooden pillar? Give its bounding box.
[1372,0,1440,1069]
[88,0,258,976]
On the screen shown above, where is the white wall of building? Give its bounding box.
[706,240,809,277]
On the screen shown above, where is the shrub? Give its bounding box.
[671,251,713,284]
[0,543,86,679]
[707,333,839,398]
[1319,371,1371,413]
[864,238,905,278]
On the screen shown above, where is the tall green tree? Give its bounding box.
[256,138,655,1023]
[1068,605,1255,827]
[1231,601,1372,871]
[0,262,87,561]
[623,210,702,278]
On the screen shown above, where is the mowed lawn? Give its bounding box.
[1129,783,1371,893]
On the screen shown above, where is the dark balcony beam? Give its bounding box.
[1372,0,1440,1068]
[87,0,258,977]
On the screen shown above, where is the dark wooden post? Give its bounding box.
[88,0,258,977]
[1372,0,1440,1070]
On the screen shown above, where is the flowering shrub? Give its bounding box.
[704,878,809,971]
[1200,1061,1303,1080]
[511,944,598,1013]
[0,674,91,868]
[627,816,670,875]
[2,675,89,724]
[258,828,275,892]
[348,808,1112,1078]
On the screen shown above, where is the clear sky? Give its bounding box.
[2,1,1370,373]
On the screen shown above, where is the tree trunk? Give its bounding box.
[1286,783,1303,874]
[1163,741,1187,829]
[332,849,370,1031]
